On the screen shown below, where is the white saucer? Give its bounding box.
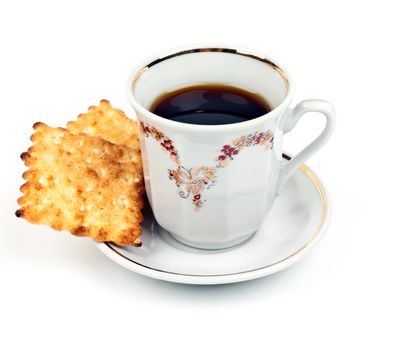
[96,155,330,285]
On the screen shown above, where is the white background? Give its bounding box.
[1,1,394,349]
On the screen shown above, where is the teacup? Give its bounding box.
[126,46,335,249]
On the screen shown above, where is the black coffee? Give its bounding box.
[150,84,271,125]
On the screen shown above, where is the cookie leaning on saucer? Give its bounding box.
[16,122,144,246]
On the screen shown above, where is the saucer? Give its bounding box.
[96,155,330,285]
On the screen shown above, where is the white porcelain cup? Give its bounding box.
[126,46,335,249]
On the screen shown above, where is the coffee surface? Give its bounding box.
[150,84,271,125]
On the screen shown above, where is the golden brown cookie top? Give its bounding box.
[67,99,140,151]
[16,122,144,246]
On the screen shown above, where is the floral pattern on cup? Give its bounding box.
[140,121,180,165]
[216,131,274,168]
[139,121,274,210]
[168,166,217,209]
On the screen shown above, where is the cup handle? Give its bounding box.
[277,99,336,194]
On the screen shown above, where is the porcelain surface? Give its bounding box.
[126,46,335,249]
[96,156,330,285]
